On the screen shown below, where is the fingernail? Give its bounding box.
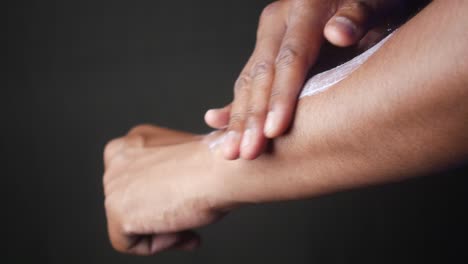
[241,128,254,151]
[334,16,358,37]
[264,111,277,137]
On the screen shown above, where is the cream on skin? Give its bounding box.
[299,32,393,98]
[103,1,468,254]
[206,32,394,150]
[202,130,226,150]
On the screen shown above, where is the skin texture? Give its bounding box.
[204,0,407,160]
[103,0,468,256]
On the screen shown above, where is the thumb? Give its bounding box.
[204,104,232,129]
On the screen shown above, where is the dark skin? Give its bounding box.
[103,0,467,255]
[204,0,424,160]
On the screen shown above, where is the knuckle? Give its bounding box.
[124,134,145,149]
[245,105,265,120]
[291,0,308,12]
[260,1,281,20]
[234,74,251,94]
[344,1,373,12]
[270,86,297,102]
[245,105,257,116]
[126,124,152,136]
[250,61,273,81]
[229,112,245,127]
[105,138,143,170]
[292,0,327,14]
[270,86,282,99]
[121,219,136,236]
[103,166,127,196]
[104,137,125,163]
[275,45,300,69]
[108,150,131,170]
[105,196,133,234]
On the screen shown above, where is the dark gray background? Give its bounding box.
[6,1,467,263]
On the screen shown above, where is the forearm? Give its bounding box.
[218,0,468,205]
[102,0,467,253]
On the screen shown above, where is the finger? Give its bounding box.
[222,48,258,160]
[264,1,329,138]
[104,137,126,170]
[324,1,373,47]
[105,125,196,170]
[124,233,178,255]
[222,75,249,159]
[150,231,200,254]
[204,104,232,129]
[103,135,148,171]
[148,233,180,254]
[240,1,286,159]
[123,231,198,255]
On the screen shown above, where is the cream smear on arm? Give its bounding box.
[205,32,394,150]
[299,32,393,98]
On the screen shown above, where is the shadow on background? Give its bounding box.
[6,1,467,263]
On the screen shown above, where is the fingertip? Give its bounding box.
[222,131,241,160]
[150,234,180,254]
[325,1,372,47]
[240,129,256,160]
[263,110,282,138]
[204,109,215,120]
[204,109,218,126]
[205,108,230,129]
[324,16,360,47]
[240,128,265,160]
[240,143,263,160]
[264,107,294,139]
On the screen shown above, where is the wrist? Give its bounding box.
[209,125,329,207]
[210,91,378,206]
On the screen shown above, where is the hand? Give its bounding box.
[104,0,468,255]
[103,125,231,255]
[204,0,404,160]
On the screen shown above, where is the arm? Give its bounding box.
[221,0,468,204]
[204,0,416,160]
[103,0,468,255]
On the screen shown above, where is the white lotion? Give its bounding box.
[204,33,394,150]
[203,130,226,150]
[299,32,393,98]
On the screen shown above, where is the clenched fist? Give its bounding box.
[103,126,231,255]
